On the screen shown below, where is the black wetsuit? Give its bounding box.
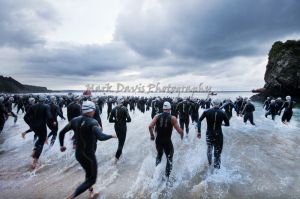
[24,103,53,159]
[93,105,103,128]
[263,99,271,111]
[234,99,243,115]
[220,102,235,120]
[59,116,113,198]
[197,108,229,169]
[280,100,296,122]
[58,98,65,117]
[5,100,17,121]
[177,100,191,134]
[97,97,105,114]
[190,101,200,123]
[151,100,163,119]
[199,99,205,109]
[67,102,81,146]
[171,102,178,118]
[48,102,65,146]
[123,99,129,108]
[109,105,131,159]
[23,103,36,141]
[205,99,212,109]
[129,98,135,112]
[138,98,146,113]
[67,102,81,122]
[0,103,7,134]
[275,100,283,114]
[107,100,114,119]
[16,98,25,114]
[146,99,152,111]
[265,102,277,120]
[155,112,174,177]
[242,103,255,125]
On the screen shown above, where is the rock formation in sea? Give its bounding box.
[251,40,300,101]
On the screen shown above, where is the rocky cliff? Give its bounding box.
[251,40,300,101]
[0,76,49,93]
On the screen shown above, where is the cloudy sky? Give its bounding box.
[0,0,299,91]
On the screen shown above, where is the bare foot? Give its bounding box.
[66,194,75,199]
[31,158,38,170]
[113,158,118,165]
[89,191,100,199]
[31,150,36,158]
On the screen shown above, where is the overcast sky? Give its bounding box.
[0,0,299,90]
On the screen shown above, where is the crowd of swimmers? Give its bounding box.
[0,93,296,199]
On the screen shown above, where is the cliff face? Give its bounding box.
[0,76,49,93]
[252,40,300,101]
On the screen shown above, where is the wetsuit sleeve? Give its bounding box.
[59,122,72,146]
[197,111,206,132]
[266,104,270,111]
[231,103,236,111]
[280,102,287,111]
[220,102,227,110]
[241,105,246,115]
[126,109,131,122]
[108,108,116,123]
[92,126,112,141]
[263,100,266,108]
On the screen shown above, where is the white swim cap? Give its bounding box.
[163,101,171,110]
[212,99,221,107]
[82,101,96,114]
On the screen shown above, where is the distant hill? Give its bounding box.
[0,76,49,93]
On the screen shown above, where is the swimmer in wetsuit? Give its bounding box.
[197,99,229,169]
[149,101,183,179]
[109,96,131,164]
[59,101,116,199]
[23,95,55,169]
[279,96,296,124]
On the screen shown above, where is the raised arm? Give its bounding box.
[280,102,287,112]
[92,125,114,141]
[59,122,72,148]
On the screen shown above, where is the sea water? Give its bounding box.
[0,92,299,199]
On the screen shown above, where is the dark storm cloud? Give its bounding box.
[0,0,58,48]
[115,0,300,60]
[1,0,300,89]
[19,42,141,77]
